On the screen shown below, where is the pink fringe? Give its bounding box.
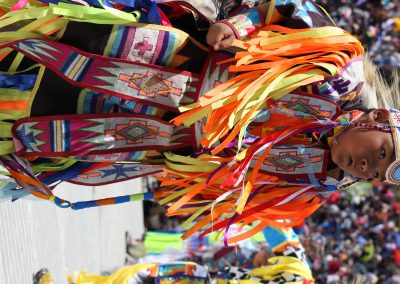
[10,0,29,11]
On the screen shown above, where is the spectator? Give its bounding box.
[303,181,400,282]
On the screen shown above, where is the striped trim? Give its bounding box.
[60,52,93,82]
[111,26,125,58]
[50,120,71,152]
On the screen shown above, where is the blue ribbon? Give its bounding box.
[0,74,37,91]
[39,161,95,186]
[40,0,160,24]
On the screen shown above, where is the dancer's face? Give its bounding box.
[330,109,394,180]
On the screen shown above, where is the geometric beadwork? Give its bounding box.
[262,148,325,176]
[118,71,182,98]
[116,122,157,141]
[277,96,333,119]
[100,164,140,179]
[267,153,304,170]
[105,120,159,144]
[15,125,37,151]
[16,39,62,61]
[288,101,312,114]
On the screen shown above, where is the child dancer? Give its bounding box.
[0,0,398,243]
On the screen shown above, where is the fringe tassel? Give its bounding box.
[161,25,364,242]
[159,149,327,244]
[172,25,363,154]
[159,113,338,242]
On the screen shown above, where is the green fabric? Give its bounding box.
[208,225,266,244]
[361,242,375,263]
[144,231,184,254]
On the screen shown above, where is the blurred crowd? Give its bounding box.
[316,0,400,75]
[303,182,400,283]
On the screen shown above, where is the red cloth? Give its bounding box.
[328,259,341,273]
[394,248,400,266]
[327,191,340,204]
[392,202,400,214]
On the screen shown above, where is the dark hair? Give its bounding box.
[345,106,375,113]
[214,0,244,20]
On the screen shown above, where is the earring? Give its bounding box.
[337,177,374,191]
[337,178,362,191]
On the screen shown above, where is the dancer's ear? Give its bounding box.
[363,108,390,123]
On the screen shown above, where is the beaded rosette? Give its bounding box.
[386,109,400,184]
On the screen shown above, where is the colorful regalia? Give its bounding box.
[0,0,374,242]
[33,225,314,283]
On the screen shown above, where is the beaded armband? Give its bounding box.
[217,7,265,40]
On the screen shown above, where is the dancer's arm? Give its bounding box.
[207,0,335,50]
[207,2,282,50]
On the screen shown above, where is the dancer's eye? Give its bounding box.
[379,148,386,159]
[372,170,380,179]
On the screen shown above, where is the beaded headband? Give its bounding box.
[385,109,400,184]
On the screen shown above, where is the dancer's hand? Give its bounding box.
[206,23,236,51]
[252,250,269,267]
